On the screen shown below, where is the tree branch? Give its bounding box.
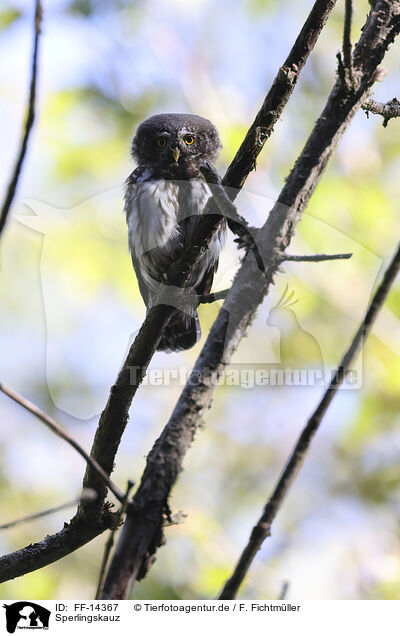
[0,383,126,504]
[362,96,400,126]
[342,0,355,86]
[100,0,400,599]
[0,0,42,237]
[219,240,400,599]
[283,252,352,262]
[222,0,339,193]
[0,508,116,584]
[0,490,97,530]
[198,289,230,304]
[95,481,134,600]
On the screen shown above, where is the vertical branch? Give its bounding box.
[343,0,353,69]
[0,0,43,237]
[341,0,356,87]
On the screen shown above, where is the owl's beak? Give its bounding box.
[171,147,180,163]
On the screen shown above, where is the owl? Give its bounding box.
[125,113,225,352]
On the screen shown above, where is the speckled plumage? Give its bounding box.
[125,113,225,351]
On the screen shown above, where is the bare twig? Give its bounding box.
[0,383,126,504]
[0,489,97,530]
[95,481,134,600]
[342,0,355,84]
[219,241,400,599]
[362,97,400,126]
[0,0,42,237]
[283,252,352,262]
[279,580,290,601]
[198,289,230,304]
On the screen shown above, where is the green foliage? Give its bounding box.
[0,7,21,31]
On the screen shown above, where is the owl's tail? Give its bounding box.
[157,310,201,352]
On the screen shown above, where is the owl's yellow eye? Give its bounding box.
[157,138,166,148]
[184,135,194,145]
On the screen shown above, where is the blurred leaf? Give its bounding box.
[65,0,93,16]
[0,7,22,30]
[245,0,275,18]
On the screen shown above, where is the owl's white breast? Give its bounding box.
[126,180,179,256]
[125,179,212,256]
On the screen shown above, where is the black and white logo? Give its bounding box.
[3,602,50,633]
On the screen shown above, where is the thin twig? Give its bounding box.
[0,382,126,503]
[283,252,352,262]
[0,0,42,237]
[95,481,134,600]
[343,0,354,72]
[198,289,230,304]
[219,241,400,599]
[362,97,400,127]
[0,489,97,530]
[279,580,290,601]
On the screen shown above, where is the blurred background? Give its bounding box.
[0,0,399,600]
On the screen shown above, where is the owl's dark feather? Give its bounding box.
[125,113,225,352]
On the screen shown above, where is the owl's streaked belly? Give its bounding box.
[125,178,225,297]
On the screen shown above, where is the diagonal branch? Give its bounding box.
[0,0,42,237]
[0,509,116,584]
[222,0,339,193]
[101,0,400,599]
[0,383,126,503]
[219,240,400,599]
[0,490,97,531]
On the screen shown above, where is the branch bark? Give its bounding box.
[0,508,115,584]
[283,252,352,262]
[362,96,400,126]
[219,240,400,599]
[101,0,400,600]
[0,0,42,237]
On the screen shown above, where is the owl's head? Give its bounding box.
[131,113,221,167]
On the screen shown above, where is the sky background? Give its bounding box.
[0,0,400,600]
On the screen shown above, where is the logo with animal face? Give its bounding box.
[3,602,50,633]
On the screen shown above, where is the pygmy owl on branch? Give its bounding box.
[125,113,225,352]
